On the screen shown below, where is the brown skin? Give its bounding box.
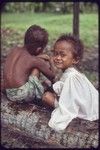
[42,91,57,108]
[3,46,56,89]
[31,68,40,78]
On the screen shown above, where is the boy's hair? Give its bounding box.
[55,33,84,60]
[24,25,48,55]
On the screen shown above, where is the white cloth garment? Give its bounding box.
[48,67,98,131]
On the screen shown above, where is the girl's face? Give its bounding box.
[53,41,78,71]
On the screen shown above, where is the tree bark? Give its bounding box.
[1,93,98,148]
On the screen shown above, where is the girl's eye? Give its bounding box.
[53,53,66,57]
[53,51,66,57]
[61,54,66,57]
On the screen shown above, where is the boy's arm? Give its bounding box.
[37,54,50,61]
[38,54,57,81]
[32,57,56,82]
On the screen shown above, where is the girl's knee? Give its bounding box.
[42,91,55,107]
[42,92,50,102]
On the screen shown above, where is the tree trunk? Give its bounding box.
[73,2,80,39]
[1,93,98,148]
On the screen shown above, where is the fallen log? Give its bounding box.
[1,123,66,148]
[1,93,98,148]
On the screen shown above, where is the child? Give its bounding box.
[42,34,98,131]
[3,25,55,103]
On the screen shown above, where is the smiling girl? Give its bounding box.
[42,34,98,131]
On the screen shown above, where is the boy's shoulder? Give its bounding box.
[7,46,34,61]
[9,46,28,55]
[8,46,23,54]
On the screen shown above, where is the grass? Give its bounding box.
[1,12,98,48]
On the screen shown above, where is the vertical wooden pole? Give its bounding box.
[73,2,80,39]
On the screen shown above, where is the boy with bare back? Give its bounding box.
[3,25,55,103]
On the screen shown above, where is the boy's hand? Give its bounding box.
[37,54,50,61]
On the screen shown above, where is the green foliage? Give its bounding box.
[2,2,98,13]
[2,2,35,13]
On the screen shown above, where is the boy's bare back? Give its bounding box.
[4,47,36,88]
[4,47,55,89]
[3,25,56,89]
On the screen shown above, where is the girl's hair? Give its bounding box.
[24,25,48,55]
[55,33,84,61]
